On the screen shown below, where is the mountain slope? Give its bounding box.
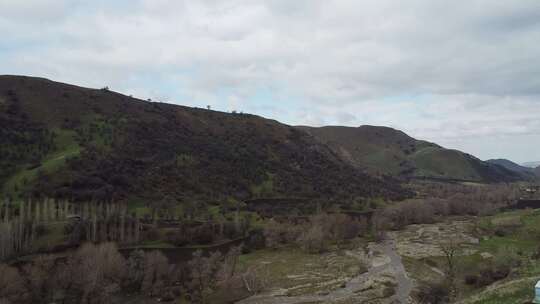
[0,75,409,203]
[486,159,537,180]
[299,125,522,182]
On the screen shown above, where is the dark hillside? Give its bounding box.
[299,125,522,183]
[0,76,409,203]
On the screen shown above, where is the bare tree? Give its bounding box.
[242,265,270,295]
[126,250,146,291]
[218,245,242,280]
[142,251,170,296]
[71,242,127,303]
[439,239,461,300]
[297,224,326,254]
[0,264,25,303]
[188,250,223,303]
[21,256,55,303]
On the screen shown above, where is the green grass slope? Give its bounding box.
[299,125,522,182]
[0,75,409,203]
[459,209,540,304]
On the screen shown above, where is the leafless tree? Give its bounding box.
[241,265,270,295]
[221,245,242,280]
[0,264,25,303]
[297,224,326,253]
[70,242,127,303]
[20,256,55,303]
[188,250,223,303]
[142,251,170,296]
[439,239,461,300]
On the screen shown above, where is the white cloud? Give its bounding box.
[1,0,539,162]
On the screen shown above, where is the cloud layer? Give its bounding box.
[1,0,539,162]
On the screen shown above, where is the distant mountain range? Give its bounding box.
[522,161,540,168]
[486,159,538,180]
[299,126,523,183]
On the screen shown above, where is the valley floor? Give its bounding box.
[237,238,412,304]
[234,210,540,304]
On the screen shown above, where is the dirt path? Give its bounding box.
[236,237,414,304]
[380,239,414,303]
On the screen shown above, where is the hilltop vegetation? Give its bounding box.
[0,76,409,204]
[299,125,523,182]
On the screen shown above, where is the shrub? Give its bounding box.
[34,224,48,237]
[241,265,270,295]
[0,264,25,303]
[244,228,265,252]
[142,251,170,296]
[126,250,146,291]
[165,230,190,247]
[494,228,507,237]
[297,225,326,254]
[493,247,521,272]
[415,281,449,304]
[263,220,298,249]
[145,228,161,241]
[68,243,127,303]
[464,274,478,286]
[191,224,215,244]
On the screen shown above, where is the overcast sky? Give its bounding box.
[1,0,539,163]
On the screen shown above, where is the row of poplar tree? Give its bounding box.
[0,199,141,261]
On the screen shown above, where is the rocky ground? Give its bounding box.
[390,220,479,259]
[237,239,414,304]
[237,219,482,304]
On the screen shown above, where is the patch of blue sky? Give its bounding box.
[241,87,305,122]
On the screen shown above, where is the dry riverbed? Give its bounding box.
[237,240,414,304]
[237,219,483,304]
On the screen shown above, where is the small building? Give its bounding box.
[535,280,540,303]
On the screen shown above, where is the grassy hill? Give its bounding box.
[299,125,522,182]
[0,75,409,204]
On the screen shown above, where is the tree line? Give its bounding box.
[0,242,260,304]
[0,199,140,261]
